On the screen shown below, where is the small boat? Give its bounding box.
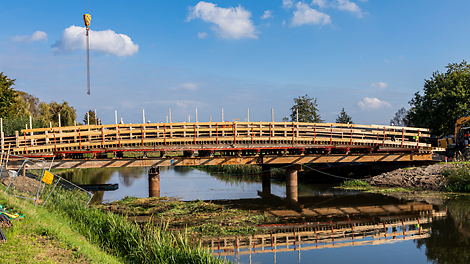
[78,183,119,191]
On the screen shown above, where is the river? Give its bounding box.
[60,166,470,264]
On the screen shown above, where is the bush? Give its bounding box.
[442,164,470,192]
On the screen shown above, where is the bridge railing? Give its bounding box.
[1,122,431,154]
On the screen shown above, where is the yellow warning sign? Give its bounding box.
[42,170,54,185]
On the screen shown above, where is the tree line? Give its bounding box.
[4,59,468,138]
[0,72,98,135]
[390,60,470,137]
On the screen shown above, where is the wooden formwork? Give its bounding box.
[1,122,431,155]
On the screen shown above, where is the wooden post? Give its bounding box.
[188,115,190,122]
[58,113,61,127]
[222,108,224,122]
[87,112,90,126]
[115,110,118,124]
[1,118,3,152]
[15,131,19,149]
[296,109,299,122]
[169,109,172,123]
[29,116,33,136]
[94,109,97,125]
[143,109,145,124]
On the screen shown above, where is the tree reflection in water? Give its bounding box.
[416,197,470,264]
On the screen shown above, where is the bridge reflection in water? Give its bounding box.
[201,195,445,263]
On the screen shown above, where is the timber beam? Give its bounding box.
[5,152,433,170]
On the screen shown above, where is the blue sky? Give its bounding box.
[1,0,470,125]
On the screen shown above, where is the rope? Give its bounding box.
[302,164,358,180]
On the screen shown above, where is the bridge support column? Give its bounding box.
[286,164,301,202]
[148,166,160,198]
[261,164,271,195]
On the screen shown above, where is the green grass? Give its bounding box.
[442,164,470,192]
[45,190,229,264]
[0,186,121,263]
[340,179,370,188]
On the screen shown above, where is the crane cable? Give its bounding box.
[83,1,91,95]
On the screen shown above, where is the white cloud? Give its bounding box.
[12,31,48,43]
[198,32,208,39]
[291,2,331,27]
[283,0,294,9]
[172,83,198,91]
[261,10,273,19]
[333,0,364,17]
[51,25,138,57]
[358,97,391,110]
[187,1,258,39]
[311,0,328,8]
[371,82,388,89]
[398,55,404,59]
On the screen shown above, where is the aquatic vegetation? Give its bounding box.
[96,197,274,237]
[340,179,370,188]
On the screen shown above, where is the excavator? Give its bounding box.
[438,116,470,157]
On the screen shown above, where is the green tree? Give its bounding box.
[390,107,411,127]
[39,101,77,127]
[408,61,470,136]
[335,108,353,124]
[83,110,98,125]
[288,94,323,123]
[17,91,41,118]
[0,72,19,118]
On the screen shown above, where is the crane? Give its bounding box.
[83,12,91,95]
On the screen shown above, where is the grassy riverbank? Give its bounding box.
[0,186,121,263]
[336,163,470,201]
[0,184,228,264]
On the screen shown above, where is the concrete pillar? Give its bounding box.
[261,164,271,195]
[286,165,301,202]
[148,166,160,197]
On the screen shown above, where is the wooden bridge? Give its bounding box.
[0,121,436,200]
[1,121,432,159]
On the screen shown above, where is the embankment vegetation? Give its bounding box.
[0,184,228,264]
[442,163,470,192]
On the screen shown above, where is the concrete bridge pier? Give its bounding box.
[148,166,160,197]
[261,164,271,195]
[286,164,302,202]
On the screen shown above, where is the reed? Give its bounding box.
[45,189,228,264]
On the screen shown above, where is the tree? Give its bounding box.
[288,94,323,123]
[407,60,470,136]
[335,108,353,124]
[390,107,411,127]
[39,101,77,127]
[17,91,41,118]
[83,110,98,125]
[0,72,19,118]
